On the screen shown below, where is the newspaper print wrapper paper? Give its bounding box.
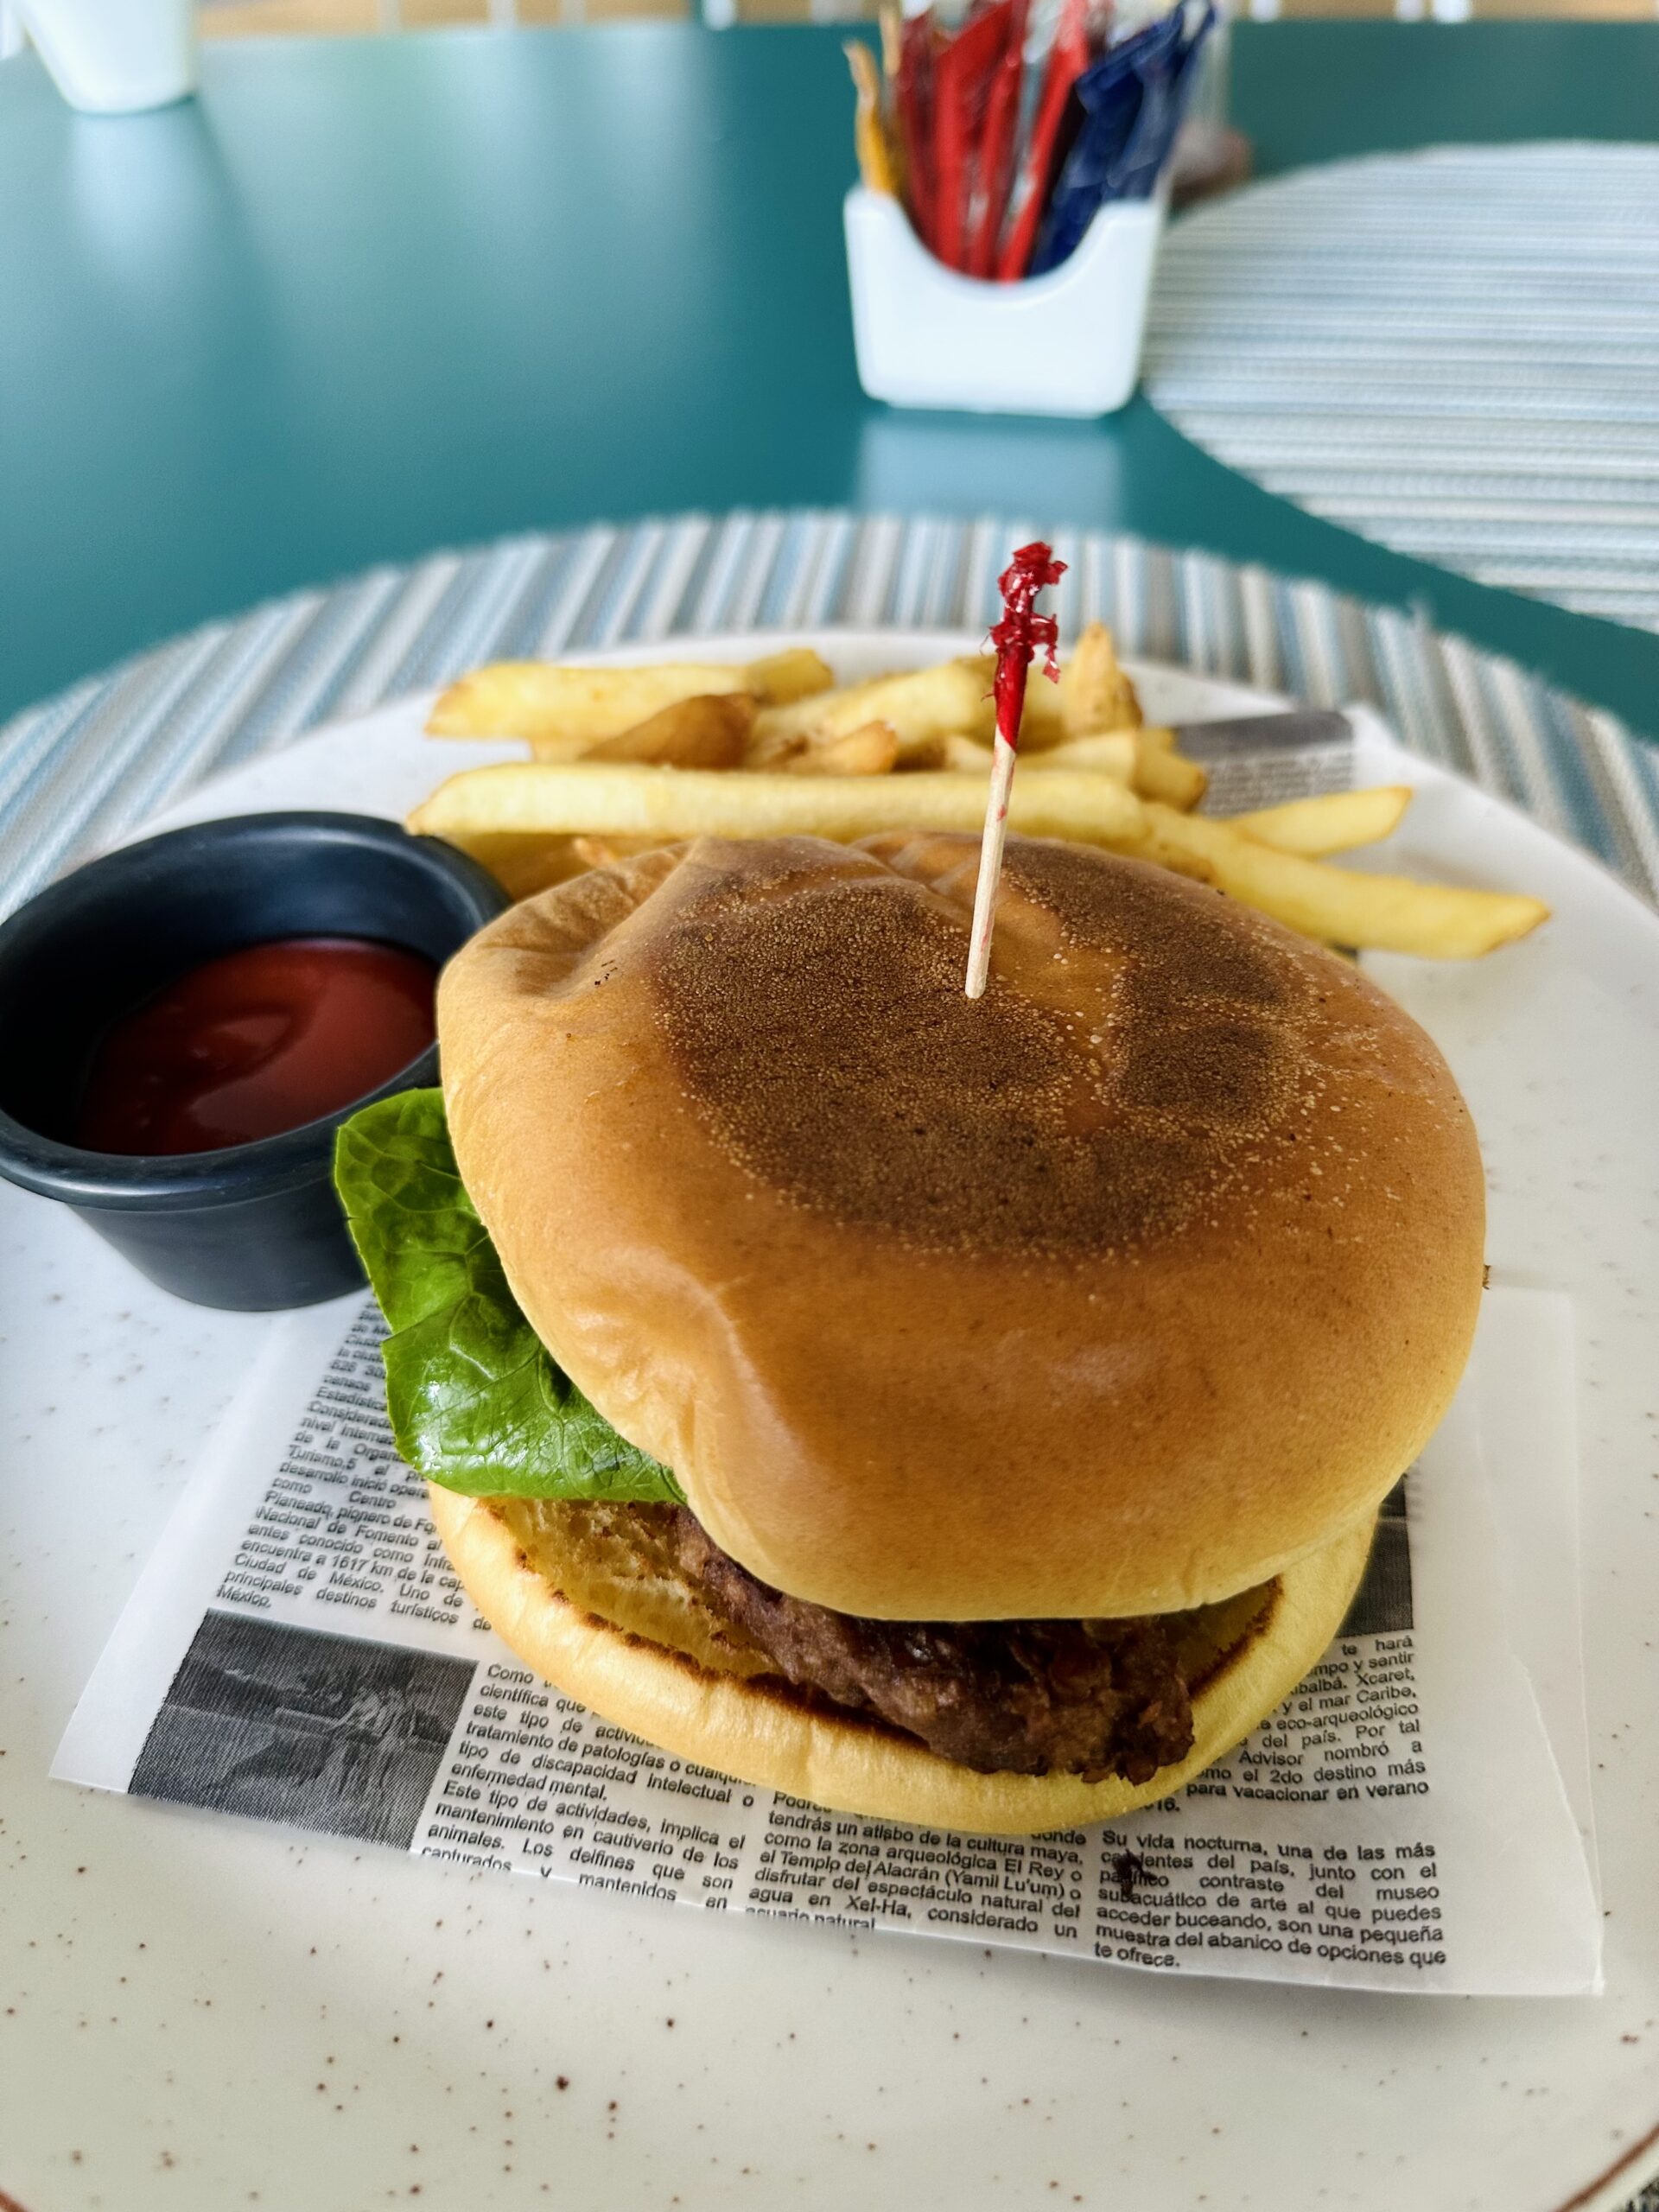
[53,710,1603,1998]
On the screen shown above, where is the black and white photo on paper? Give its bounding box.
[130,1611,474,1847]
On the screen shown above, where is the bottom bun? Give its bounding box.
[430,1487,1376,1836]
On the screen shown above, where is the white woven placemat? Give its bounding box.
[1145,144,1659,632]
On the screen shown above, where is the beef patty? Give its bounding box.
[664,1506,1196,1783]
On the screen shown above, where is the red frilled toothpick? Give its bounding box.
[964,542,1067,998]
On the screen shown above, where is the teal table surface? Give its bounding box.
[3,22,1659,735]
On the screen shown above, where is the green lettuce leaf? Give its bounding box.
[333,1089,682,1503]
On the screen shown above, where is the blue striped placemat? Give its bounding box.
[1145,144,1659,633]
[2,508,1657,919]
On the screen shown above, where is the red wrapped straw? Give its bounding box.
[966,0,1028,278]
[896,15,938,253]
[931,0,1012,271]
[995,0,1090,282]
[964,541,1067,1000]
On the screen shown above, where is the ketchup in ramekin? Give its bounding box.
[0,812,505,1309]
[76,937,439,1156]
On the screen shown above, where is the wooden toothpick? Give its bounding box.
[964,541,1066,999]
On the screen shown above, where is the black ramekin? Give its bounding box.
[0,811,506,1310]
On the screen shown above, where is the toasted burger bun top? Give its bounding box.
[438,833,1484,1620]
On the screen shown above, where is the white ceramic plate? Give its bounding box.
[3,632,1657,2212]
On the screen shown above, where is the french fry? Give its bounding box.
[583,693,755,770]
[442,826,680,899]
[422,756,1557,955]
[1021,727,1203,805]
[1015,673,1068,750]
[1140,804,1548,958]
[779,721,902,777]
[445,831,589,902]
[742,647,835,706]
[1022,731,1137,781]
[1129,729,1207,810]
[429,649,831,749]
[938,733,996,773]
[571,833,670,870]
[1232,786,1413,858]
[431,662,751,750]
[411,691,1546,959]
[749,658,997,766]
[409,761,1145,849]
[1060,623,1142,735]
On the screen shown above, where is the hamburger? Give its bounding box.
[335,830,1484,1835]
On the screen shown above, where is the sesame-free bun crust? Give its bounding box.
[438,834,1484,1619]
[429,1487,1375,1835]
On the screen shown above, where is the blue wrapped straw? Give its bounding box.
[1027,1,1214,277]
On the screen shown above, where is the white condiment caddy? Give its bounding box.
[9,0,195,113]
[844,182,1167,419]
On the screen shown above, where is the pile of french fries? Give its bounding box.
[413,632,1549,962]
